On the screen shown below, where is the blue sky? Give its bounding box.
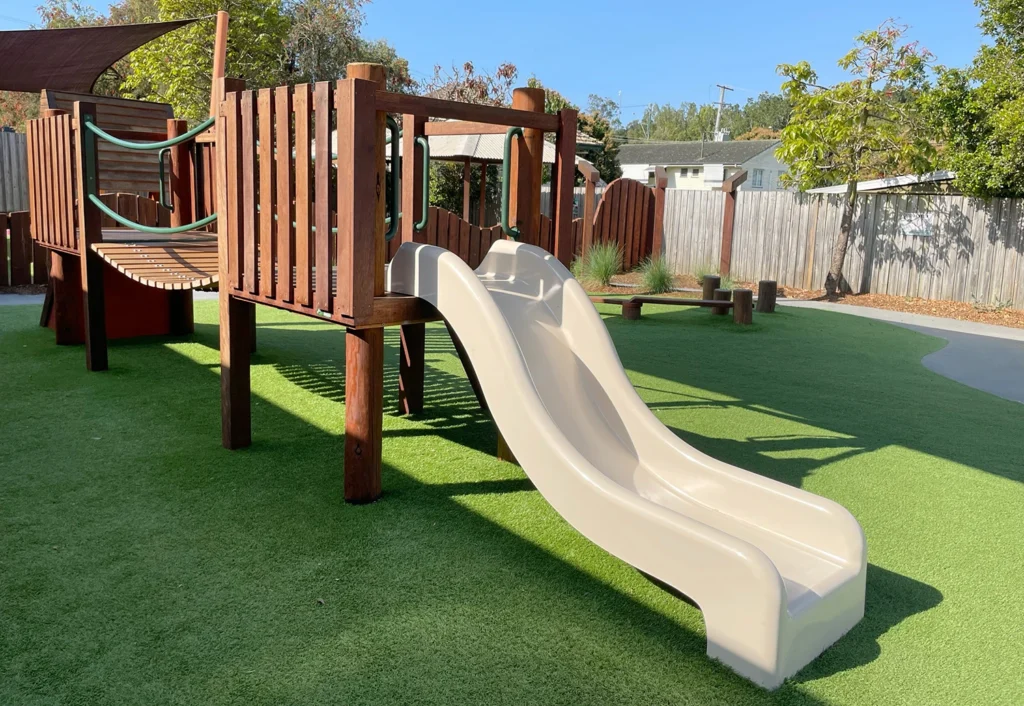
[1,0,983,124]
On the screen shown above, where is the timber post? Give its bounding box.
[551,107,577,267]
[733,289,753,325]
[718,169,747,277]
[651,166,668,258]
[343,62,387,503]
[579,161,599,255]
[398,112,427,415]
[167,118,196,335]
[757,280,778,313]
[217,78,254,449]
[712,288,731,316]
[702,274,721,302]
[509,86,545,246]
[72,101,108,371]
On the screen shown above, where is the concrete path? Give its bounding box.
[779,299,1024,404]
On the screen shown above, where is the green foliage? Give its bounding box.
[928,0,1024,196]
[692,263,719,282]
[125,0,291,123]
[283,0,414,92]
[776,21,935,192]
[572,242,622,287]
[623,92,790,143]
[639,256,674,294]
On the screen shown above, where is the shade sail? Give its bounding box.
[0,20,200,93]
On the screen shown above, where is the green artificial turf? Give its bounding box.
[1,300,1022,705]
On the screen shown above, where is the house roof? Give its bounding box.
[618,140,779,167]
[806,170,956,194]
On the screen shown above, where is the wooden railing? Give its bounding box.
[219,76,578,328]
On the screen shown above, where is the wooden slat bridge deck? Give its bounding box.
[91,229,218,290]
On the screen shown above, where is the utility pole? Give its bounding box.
[713,84,734,138]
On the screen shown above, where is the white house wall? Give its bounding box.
[739,147,790,192]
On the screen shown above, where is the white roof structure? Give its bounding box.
[331,129,579,165]
[807,170,956,194]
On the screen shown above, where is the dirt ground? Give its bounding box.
[0,284,47,296]
[598,272,1024,329]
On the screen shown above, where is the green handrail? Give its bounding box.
[385,116,400,241]
[415,135,430,232]
[158,147,173,212]
[89,194,217,234]
[501,127,524,241]
[84,116,216,151]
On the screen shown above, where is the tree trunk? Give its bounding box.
[824,179,859,299]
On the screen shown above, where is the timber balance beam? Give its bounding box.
[590,290,754,325]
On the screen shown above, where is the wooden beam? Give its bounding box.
[168,118,195,335]
[401,114,426,243]
[552,108,577,266]
[423,121,511,136]
[652,166,668,259]
[462,158,472,222]
[345,327,383,503]
[209,11,229,118]
[72,101,107,372]
[374,91,560,132]
[478,163,488,227]
[509,87,545,246]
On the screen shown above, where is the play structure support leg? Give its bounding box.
[72,101,107,372]
[509,87,545,245]
[167,118,196,336]
[702,274,721,302]
[757,280,778,313]
[49,251,83,344]
[345,327,384,503]
[712,288,731,316]
[220,294,253,449]
[733,289,753,325]
[398,323,425,414]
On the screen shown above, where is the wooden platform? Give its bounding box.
[92,230,218,290]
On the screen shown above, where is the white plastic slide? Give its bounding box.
[387,241,867,689]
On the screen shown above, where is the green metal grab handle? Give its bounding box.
[84,115,216,151]
[501,127,524,240]
[415,135,430,232]
[385,116,400,242]
[89,194,217,234]
[158,147,174,212]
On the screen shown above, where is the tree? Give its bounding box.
[423,62,519,215]
[125,0,291,123]
[282,0,414,92]
[928,0,1024,196]
[582,94,622,183]
[777,20,935,298]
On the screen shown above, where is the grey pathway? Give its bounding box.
[779,299,1024,404]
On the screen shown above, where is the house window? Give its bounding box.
[691,168,699,177]
[751,169,764,188]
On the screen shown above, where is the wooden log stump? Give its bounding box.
[702,274,721,301]
[733,288,753,325]
[712,288,731,315]
[622,301,643,320]
[757,280,777,313]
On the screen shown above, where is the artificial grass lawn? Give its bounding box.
[1,300,1022,705]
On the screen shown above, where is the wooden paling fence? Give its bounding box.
[1,211,48,286]
[0,132,29,213]
[662,189,1024,308]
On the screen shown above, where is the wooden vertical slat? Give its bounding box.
[469,224,481,268]
[314,81,332,314]
[293,84,312,307]
[426,207,437,246]
[9,210,33,285]
[449,211,461,255]
[258,88,276,298]
[240,90,258,294]
[41,118,54,247]
[25,123,36,243]
[224,92,243,291]
[62,116,76,247]
[459,216,471,263]
[276,86,294,302]
[436,208,448,249]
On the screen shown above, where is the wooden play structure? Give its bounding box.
[214,67,579,502]
[20,14,229,361]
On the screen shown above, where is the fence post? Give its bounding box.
[651,166,668,258]
[718,170,747,277]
